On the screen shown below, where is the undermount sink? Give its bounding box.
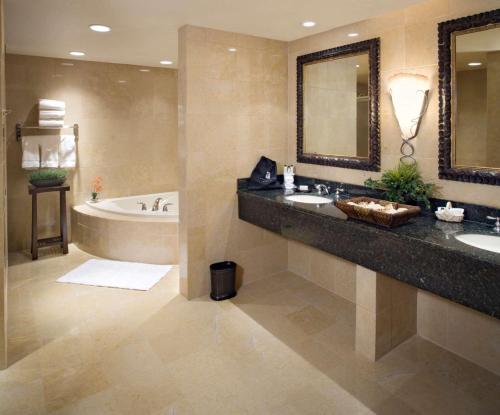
[285,194,332,205]
[455,234,500,254]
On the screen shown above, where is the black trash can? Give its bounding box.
[210,261,237,301]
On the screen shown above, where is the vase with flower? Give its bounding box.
[90,176,103,202]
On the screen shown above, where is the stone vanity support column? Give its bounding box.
[355,265,417,361]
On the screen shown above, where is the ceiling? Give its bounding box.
[5,0,423,68]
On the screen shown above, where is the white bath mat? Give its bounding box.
[57,259,172,291]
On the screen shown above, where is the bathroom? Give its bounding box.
[1,0,500,414]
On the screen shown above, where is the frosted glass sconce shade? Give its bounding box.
[388,74,430,162]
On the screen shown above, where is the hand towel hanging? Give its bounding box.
[58,135,76,168]
[40,136,60,168]
[21,136,40,170]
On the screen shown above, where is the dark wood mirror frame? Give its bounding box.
[438,9,500,185]
[296,38,380,171]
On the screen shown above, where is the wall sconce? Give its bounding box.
[388,73,430,163]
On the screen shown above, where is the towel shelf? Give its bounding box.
[16,123,79,142]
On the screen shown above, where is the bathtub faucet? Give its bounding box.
[152,198,164,211]
[137,201,147,211]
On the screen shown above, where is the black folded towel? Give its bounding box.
[248,156,282,190]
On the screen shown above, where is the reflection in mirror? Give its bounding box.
[303,53,369,158]
[296,38,380,171]
[454,25,500,169]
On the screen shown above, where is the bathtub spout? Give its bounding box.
[152,198,164,211]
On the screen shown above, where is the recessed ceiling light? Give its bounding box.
[90,24,111,32]
[61,62,74,66]
[356,64,360,68]
[118,80,127,84]
[69,51,85,56]
[302,21,316,28]
[468,62,482,67]
[347,32,359,37]
[160,60,173,65]
[228,48,237,52]
[139,68,150,72]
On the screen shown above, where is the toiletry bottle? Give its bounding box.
[284,165,295,190]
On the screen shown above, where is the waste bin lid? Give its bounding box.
[210,261,236,271]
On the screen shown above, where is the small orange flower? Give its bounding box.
[91,176,103,193]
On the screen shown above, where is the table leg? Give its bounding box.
[60,190,68,254]
[31,193,38,260]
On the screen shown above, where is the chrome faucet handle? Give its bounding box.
[137,201,147,211]
[314,184,329,195]
[335,184,345,197]
[487,216,500,233]
[152,197,165,211]
[162,202,173,212]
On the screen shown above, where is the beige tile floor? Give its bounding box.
[1,245,500,414]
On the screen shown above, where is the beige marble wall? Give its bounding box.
[288,240,356,303]
[178,25,288,299]
[418,290,500,376]
[6,55,178,251]
[0,0,6,370]
[288,0,500,208]
[287,0,500,373]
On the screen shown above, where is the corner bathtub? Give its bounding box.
[72,192,178,265]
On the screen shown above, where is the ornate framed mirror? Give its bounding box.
[438,9,500,185]
[296,38,380,171]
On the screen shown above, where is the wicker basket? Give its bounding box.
[335,197,421,228]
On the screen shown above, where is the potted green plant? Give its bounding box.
[364,162,435,209]
[28,168,67,188]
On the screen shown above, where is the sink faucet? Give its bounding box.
[334,184,345,200]
[315,184,329,195]
[152,197,164,211]
[137,201,147,211]
[487,216,500,233]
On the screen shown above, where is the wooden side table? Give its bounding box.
[28,184,70,260]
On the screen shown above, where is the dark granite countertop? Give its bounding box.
[237,182,500,319]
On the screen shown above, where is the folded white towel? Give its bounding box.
[22,136,40,170]
[40,136,60,168]
[39,99,66,111]
[39,110,65,120]
[39,119,65,128]
[58,135,76,169]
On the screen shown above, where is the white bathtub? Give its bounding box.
[73,191,179,264]
[86,192,178,219]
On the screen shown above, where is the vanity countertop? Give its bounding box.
[237,185,500,319]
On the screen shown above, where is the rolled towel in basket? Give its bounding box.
[39,110,65,120]
[59,135,76,168]
[39,99,66,111]
[39,119,65,128]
